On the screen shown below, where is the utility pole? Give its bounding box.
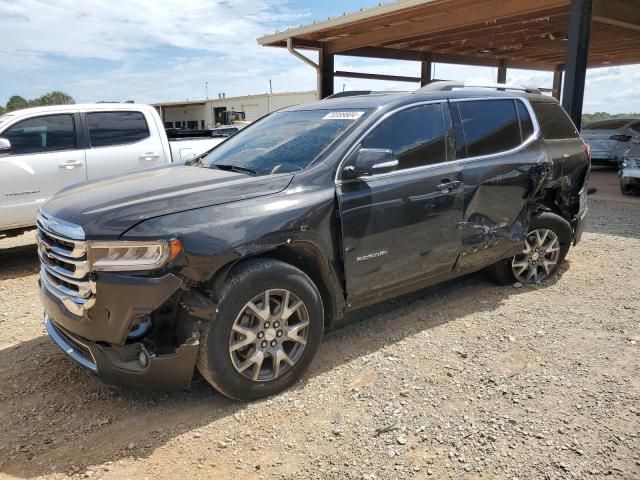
[269,79,273,94]
[205,81,209,100]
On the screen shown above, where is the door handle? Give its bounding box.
[140,152,161,161]
[435,180,462,192]
[58,160,84,169]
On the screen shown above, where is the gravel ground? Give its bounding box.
[0,168,638,480]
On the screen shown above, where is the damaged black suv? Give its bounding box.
[38,82,589,400]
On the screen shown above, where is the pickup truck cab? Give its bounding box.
[0,103,223,236]
[37,83,590,401]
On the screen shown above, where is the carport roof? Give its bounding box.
[257,0,640,70]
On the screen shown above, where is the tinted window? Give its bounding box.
[362,103,446,170]
[457,100,520,157]
[532,102,579,140]
[4,114,76,155]
[516,100,534,140]
[203,109,366,175]
[87,111,149,147]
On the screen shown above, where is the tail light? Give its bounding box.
[609,134,631,142]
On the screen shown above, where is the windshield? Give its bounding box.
[200,109,368,175]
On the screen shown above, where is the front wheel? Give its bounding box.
[487,212,572,285]
[197,259,324,401]
[620,180,634,196]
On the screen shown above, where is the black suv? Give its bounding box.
[37,83,589,400]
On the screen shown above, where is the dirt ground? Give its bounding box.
[0,167,638,480]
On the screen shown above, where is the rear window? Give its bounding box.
[455,99,521,157]
[87,111,150,147]
[532,102,579,140]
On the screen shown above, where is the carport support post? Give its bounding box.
[421,53,433,86]
[497,60,507,84]
[562,0,593,130]
[319,48,334,99]
[552,66,564,101]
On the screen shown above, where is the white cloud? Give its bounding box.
[1,0,639,114]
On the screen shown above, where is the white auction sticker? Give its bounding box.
[323,111,365,120]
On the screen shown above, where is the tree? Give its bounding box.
[30,91,75,107]
[5,95,29,112]
[0,105,5,116]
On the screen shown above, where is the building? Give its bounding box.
[153,91,317,129]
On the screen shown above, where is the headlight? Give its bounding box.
[621,157,630,168]
[88,239,183,271]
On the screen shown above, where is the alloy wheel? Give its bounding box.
[228,289,309,382]
[512,228,561,283]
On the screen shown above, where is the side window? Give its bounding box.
[531,102,579,140]
[361,103,446,170]
[456,99,521,157]
[516,100,534,140]
[3,114,76,155]
[87,111,150,147]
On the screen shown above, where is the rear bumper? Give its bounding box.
[45,314,199,391]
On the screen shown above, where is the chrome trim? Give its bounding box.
[40,263,95,296]
[37,244,90,279]
[37,210,85,240]
[41,268,96,315]
[44,314,97,372]
[334,97,540,184]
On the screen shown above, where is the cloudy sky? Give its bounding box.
[1,0,638,113]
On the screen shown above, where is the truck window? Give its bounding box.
[361,103,446,170]
[87,111,150,147]
[531,102,579,140]
[456,99,521,157]
[3,114,76,155]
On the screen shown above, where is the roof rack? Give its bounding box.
[417,81,541,95]
[324,90,408,99]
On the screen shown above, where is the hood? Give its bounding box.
[42,165,293,238]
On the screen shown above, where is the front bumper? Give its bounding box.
[620,167,640,183]
[44,313,199,391]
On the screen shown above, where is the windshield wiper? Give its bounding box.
[214,164,257,175]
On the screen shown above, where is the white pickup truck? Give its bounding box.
[0,103,225,237]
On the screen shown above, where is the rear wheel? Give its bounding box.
[487,212,571,285]
[197,259,324,401]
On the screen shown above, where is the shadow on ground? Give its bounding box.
[0,263,568,478]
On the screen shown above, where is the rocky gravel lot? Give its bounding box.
[0,169,638,480]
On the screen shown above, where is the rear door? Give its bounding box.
[452,98,547,271]
[0,113,86,228]
[84,110,166,179]
[337,102,463,300]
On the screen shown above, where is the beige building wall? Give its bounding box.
[155,91,317,128]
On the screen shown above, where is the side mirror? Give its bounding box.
[0,138,10,157]
[343,148,398,180]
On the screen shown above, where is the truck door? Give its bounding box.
[83,110,166,179]
[0,113,86,229]
[337,102,463,300]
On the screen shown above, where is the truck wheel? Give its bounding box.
[620,181,633,195]
[487,212,572,285]
[197,259,324,401]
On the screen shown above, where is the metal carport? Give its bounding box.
[257,0,640,128]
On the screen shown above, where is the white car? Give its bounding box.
[0,103,225,236]
[619,139,640,195]
[580,118,640,165]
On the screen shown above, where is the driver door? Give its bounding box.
[337,102,463,300]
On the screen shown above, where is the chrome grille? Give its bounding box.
[37,211,95,316]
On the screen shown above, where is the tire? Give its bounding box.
[197,259,324,401]
[487,211,572,285]
[620,181,633,196]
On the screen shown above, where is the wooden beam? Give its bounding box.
[320,48,335,99]
[552,67,563,100]
[326,0,569,54]
[593,0,640,31]
[497,60,507,83]
[334,70,421,83]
